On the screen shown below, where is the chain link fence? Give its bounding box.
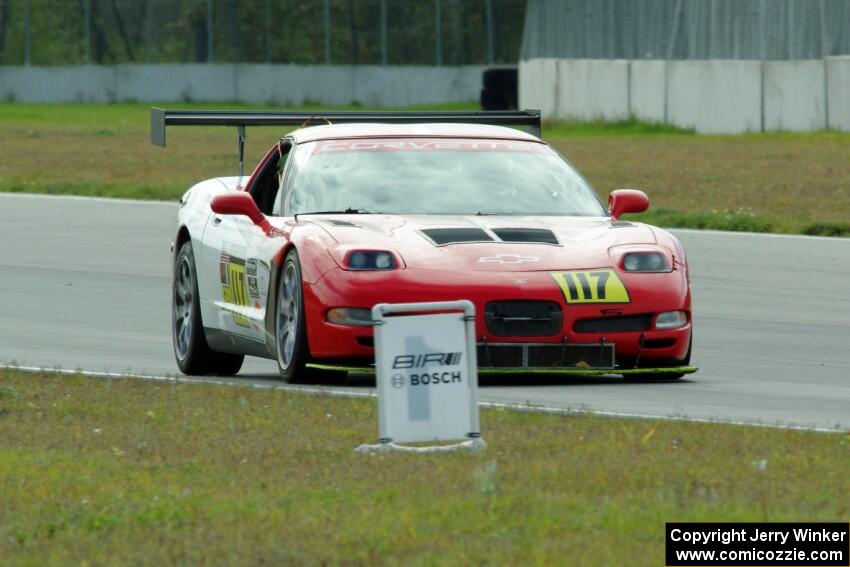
[522,0,850,61]
[0,0,526,66]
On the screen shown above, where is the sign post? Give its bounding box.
[356,300,484,454]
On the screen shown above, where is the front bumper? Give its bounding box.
[304,266,692,369]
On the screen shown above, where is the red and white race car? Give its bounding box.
[153,109,694,382]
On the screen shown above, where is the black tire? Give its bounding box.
[274,249,311,383]
[482,67,518,90]
[481,88,510,111]
[623,336,692,382]
[172,241,244,376]
[481,68,518,110]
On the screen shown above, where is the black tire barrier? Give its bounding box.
[480,67,518,110]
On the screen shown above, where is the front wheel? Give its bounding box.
[275,249,311,383]
[172,241,244,376]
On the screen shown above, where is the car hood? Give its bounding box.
[308,214,657,272]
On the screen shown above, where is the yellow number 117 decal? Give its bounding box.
[551,270,631,304]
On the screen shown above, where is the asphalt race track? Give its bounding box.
[2,193,848,430]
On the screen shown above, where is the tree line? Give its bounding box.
[0,0,525,66]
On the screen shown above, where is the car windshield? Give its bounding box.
[285,138,607,216]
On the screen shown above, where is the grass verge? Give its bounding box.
[1,370,848,565]
[1,103,849,235]
[623,208,850,237]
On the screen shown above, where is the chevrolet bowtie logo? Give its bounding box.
[478,254,540,264]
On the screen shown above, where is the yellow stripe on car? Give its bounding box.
[550,270,631,304]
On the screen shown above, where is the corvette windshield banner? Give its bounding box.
[314,139,546,153]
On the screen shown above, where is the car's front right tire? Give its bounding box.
[173,240,244,376]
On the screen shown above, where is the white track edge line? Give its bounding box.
[0,192,177,207]
[669,227,849,242]
[1,363,842,434]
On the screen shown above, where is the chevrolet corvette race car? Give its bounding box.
[152,108,695,382]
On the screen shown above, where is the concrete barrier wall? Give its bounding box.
[3,60,845,132]
[522,57,847,133]
[0,66,115,103]
[826,56,850,131]
[667,60,762,134]
[0,64,485,107]
[556,59,629,121]
[764,60,826,131]
[629,60,665,123]
[115,64,237,103]
[518,58,558,117]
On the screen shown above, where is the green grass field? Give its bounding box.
[1,370,848,566]
[1,103,849,235]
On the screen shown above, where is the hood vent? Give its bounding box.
[492,228,559,245]
[420,228,494,245]
[323,219,359,227]
[420,227,561,246]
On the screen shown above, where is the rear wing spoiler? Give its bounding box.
[150,107,541,177]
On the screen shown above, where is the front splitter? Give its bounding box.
[306,363,698,376]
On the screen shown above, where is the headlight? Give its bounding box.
[655,310,688,329]
[345,250,397,270]
[326,307,373,326]
[623,252,670,272]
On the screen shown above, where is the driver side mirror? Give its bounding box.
[210,192,271,232]
[608,189,649,220]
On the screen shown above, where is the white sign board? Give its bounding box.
[372,301,480,445]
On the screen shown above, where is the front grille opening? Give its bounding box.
[477,344,523,367]
[355,336,374,347]
[574,313,653,333]
[478,343,615,369]
[492,228,559,245]
[485,300,563,337]
[528,344,615,368]
[420,228,494,245]
[642,338,676,349]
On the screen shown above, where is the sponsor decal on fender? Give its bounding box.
[220,253,251,327]
[246,258,259,300]
[551,269,631,304]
